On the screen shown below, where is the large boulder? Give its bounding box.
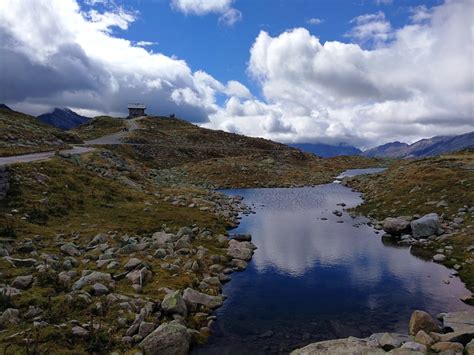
[161,290,187,317]
[182,288,223,310]
[290,337,385,354]
[227,240,254,261]
[0,308,20,328]
[442,310,474,332]
[410,213,440,238]
[72,271,112,290]
[139,322,190,355]
[382,218,410,236]
[409,310,440,335]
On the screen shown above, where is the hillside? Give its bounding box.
[0,113,380,353]
[289,143,362,158]
[0,106,82,156]
[37,108,90,130]
[111,116,378,188]
[363,132,474,158]
[71,116,126,140]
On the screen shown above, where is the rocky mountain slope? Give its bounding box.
[37,108,90,130]
[0,105,82,156]
[289,143,362,158]
[363,132,474,158]
[113,116,377,188]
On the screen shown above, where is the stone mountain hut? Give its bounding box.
[127,103,146,118]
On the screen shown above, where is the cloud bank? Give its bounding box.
[206,0,474,147]
[0,0,472,148]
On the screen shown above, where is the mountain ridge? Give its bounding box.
[37,107,90,130]
[362,132,474,158]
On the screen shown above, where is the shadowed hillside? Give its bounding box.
[0,106,82,156]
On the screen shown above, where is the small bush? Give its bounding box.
[28,208,49,225]
[0,225,16,238]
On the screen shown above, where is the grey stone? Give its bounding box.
[11,275,33,290]
[442,310,474,332]
[411,213,440,238]
[92,283,109,296]
[409,310,441,335]
[383,217,410,236]
[161,290,187,317]
[72,325,89,337]
[433,254,446,262]
[182,288,223,310]
[124,257,143,270]
[73,271,112,290]
[60,243,81,256]
[227,239,253,261]
[400,341,427,353]
[138,321,155,338]
[291,337,385,355]
[139,322,190,355]
[0,308,20,328]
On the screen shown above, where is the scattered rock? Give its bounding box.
[227,239,254,261]
[400,341,427,353]
[71,326,89,338]
[382,217,410,236]
[60,243,81,256]
[290,337,385,355]
[415,330,435,347]
[73,271,112,290]
[124,257,143,270]
[182,288,223,310]
[138,321,155,338]
[92,283,109,296]
[409,310,440,335]
[430,341,464,353]
[11,275,33,290]
[411,213,440,239]
[139,322,190,355]
[161,290,187,317]
[0,308,20,328]
[433,254,446,262]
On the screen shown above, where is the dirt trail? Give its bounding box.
[0,118,141,166]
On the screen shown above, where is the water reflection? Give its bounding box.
[194,180,471,355]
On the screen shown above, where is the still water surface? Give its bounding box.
[194,169,471,354]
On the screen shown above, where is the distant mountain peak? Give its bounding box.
[363,132,474,158]
[0,104,12,110]
[37,107,90,130]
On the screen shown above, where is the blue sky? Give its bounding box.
[0,0,471,148]
[80,0,442,98]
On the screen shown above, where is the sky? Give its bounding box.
[0,0,472,149]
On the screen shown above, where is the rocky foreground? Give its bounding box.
[292,309,474,355]
[0,193,257,353]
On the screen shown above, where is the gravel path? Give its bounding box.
[0,118,141,166]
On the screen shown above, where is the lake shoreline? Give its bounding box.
[195,167,473,354]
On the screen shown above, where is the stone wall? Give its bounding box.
[0,166,10,200]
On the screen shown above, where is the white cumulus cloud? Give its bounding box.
[171,0,241,26]
[205,0,474,148]
[0,0,237,121]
